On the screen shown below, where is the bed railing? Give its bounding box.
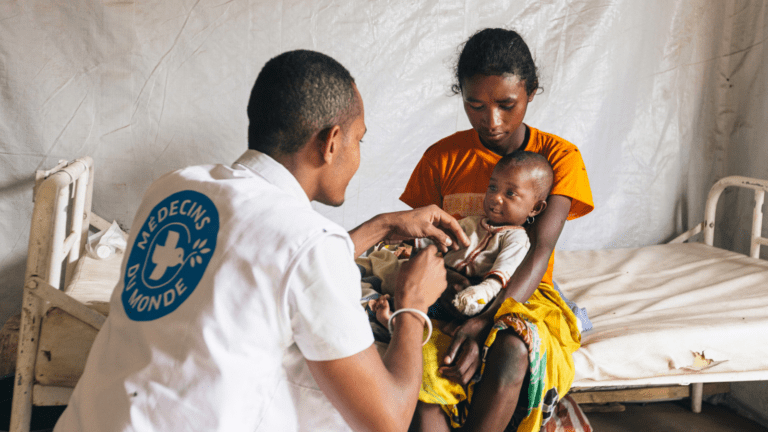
[12,157,98,432]
[670,176,768,259]
[703,176,768,258]
[628,175,767,414]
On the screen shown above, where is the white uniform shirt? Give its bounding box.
[55,150,374,432]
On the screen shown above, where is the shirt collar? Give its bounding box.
[233,149,311,206]
[480,218,525,234]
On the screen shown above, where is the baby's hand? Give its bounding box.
[368,294,393,327]
[452,278,503,316]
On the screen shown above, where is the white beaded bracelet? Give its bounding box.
[387,308,433,346]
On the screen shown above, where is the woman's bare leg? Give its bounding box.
[460,330,528,431]
[409,401,451,432]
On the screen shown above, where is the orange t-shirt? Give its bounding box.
[400,127,594,286]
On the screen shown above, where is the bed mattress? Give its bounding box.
[555,242,768,388]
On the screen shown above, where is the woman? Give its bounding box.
[400,28,594,431]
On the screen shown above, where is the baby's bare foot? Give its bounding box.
[368,295,392,326]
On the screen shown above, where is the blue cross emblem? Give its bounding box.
[122,190,219,321]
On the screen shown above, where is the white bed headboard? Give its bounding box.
[670,176,768,259]
[704,176,768,258]
[29,157,94,290]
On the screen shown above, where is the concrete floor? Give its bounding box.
[2,384,766,432]
[585,401,768,432]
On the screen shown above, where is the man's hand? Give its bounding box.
[437,315,494,385]
[383,205,470,253]
[432,268,471,321]
[395,245,447,312]
[348,205,470,258]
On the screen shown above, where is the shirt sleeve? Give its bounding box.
[399,154,443,209]
[487,230,530,287]
[549,146,594,220]
[287,234,374,361]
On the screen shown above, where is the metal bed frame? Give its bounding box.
[11,157,112,432]
[570,176,768,413]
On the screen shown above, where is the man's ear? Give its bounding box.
[530,199,547,216]
[318,125,343,165]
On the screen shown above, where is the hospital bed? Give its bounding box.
[6,156,768,431]
[559,176,768,413]
[10,157,124,432]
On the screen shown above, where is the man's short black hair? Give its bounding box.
[247,50,360,155]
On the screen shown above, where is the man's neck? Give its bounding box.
[271,150,319,202]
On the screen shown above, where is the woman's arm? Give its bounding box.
[438,194,572,384]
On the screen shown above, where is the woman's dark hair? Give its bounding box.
[452,28,540,96]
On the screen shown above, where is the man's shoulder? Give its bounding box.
[145,165,349,250]
[233,189,348,245]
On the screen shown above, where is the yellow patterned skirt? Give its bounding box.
[418,282,581,431]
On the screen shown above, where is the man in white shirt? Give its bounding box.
[54,50,469,432]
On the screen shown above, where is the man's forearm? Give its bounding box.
[380,312,428,412]
[307,243,446,432]
[307,318,426,432]
[348,213,392,258]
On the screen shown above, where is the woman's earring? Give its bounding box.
[527,216,535,225]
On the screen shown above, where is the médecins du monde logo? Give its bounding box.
[122,190,219,321]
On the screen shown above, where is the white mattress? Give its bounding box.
[554,242,768,388]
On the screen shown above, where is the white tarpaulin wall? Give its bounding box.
[1,1,767,327]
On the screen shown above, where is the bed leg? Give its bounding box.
[691,383,703,413]
[11,287,42,432]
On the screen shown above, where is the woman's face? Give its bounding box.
[462,74,534,155]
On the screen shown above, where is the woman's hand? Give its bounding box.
[437,314,494,385]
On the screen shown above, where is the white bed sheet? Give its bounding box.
[554,243,768,388]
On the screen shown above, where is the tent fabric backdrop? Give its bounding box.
[1,0,766,331]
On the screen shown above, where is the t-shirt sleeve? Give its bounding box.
[287,234,373,361]
[399,154,443,209]
[549,146,594,220]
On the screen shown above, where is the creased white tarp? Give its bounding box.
[1,1,767,325]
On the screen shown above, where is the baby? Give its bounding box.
[369,150,554,322]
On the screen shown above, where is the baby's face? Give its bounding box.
[483,164,540,226]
